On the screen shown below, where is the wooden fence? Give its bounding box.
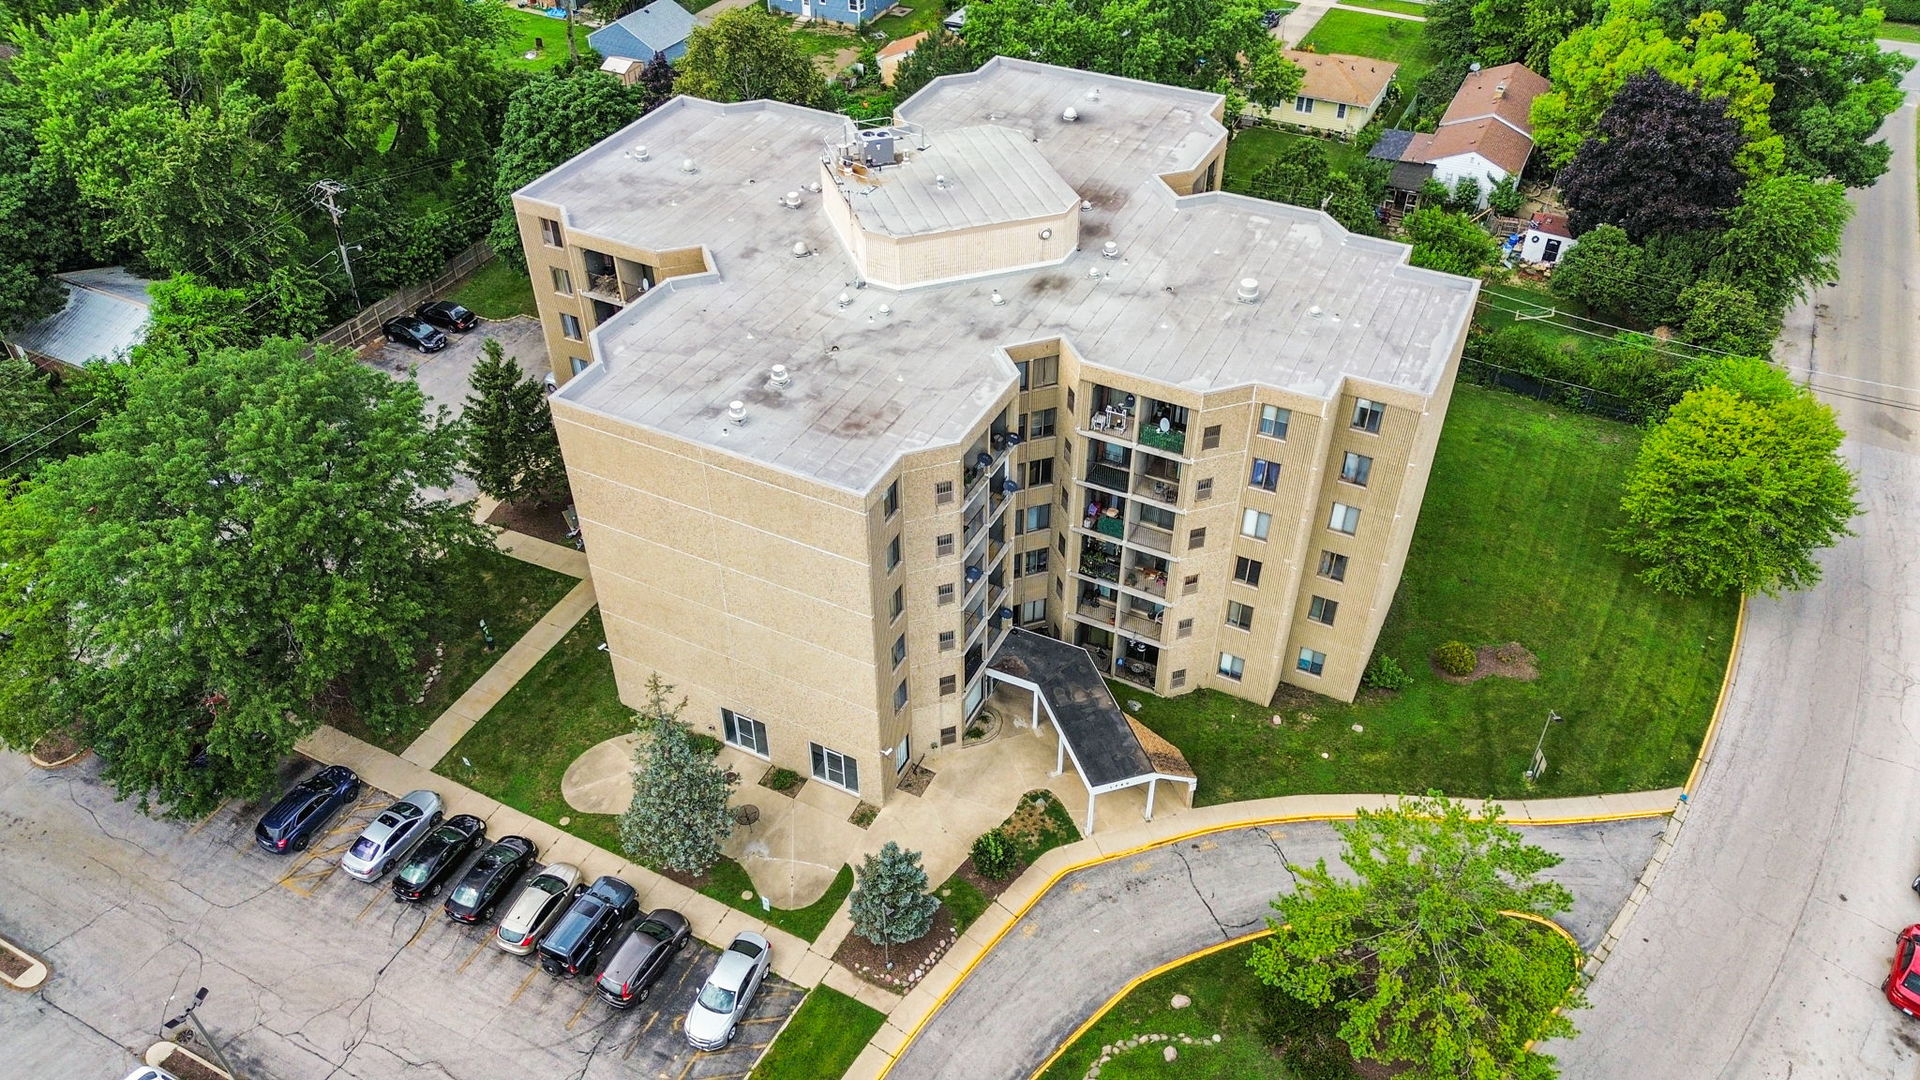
[312,242,496,350]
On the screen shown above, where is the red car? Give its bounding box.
[1885,925,1920,1015]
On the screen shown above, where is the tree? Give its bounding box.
[463,338,568,505]
[849,841,940,957]
[1486,174,1523,217]
[2,339,482,815]
[0,90,82,338]
[1248,794,1582,1080]
[1713,174,1852,310]
[619,676,737,876]
[1549,224,1648,320]
[136,274,268,363]
[1559,72,1746,242]
[1615,367,1858,597]
[1403,208,1498,276]
[892,31,978,100]
[487,68,656,265]
[675,7,825,107]
[1676,279,1775,357]
[639,50,678,105]
[1737,0,1912,187]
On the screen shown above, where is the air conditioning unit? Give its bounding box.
[858,129,896,167]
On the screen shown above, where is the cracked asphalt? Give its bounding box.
[0,754,800,1080]
[888,817,1661,1079]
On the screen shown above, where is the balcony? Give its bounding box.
[1133,458,1182,505]
[1112,660,1158,689]
[1078,539,1121,583]
[1128,521,1174,553]
[1083,459,1130,493]
[1119,607,1164,641]
[1076,589,1118,623]
[1136,397,1190,455]
[1123,561,1168,598]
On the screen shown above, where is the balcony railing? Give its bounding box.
[1084,461,1130,493]
[1112,660,1157,688]
[1077,594,1117,622]
[1124,565,1168,597]
[1133,474,1180,505]
[1137,423,1186,454]
[1119,610,1164,641]
[1128,521,1174,553]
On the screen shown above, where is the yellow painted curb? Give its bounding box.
[1684,594,1748,796]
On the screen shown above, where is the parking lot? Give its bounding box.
[0,754,801,1080]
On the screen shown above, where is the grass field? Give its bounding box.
[750,986,887,1080]
[1475,282,1610,359]
[1335,0,1430,14]
[451,259,540,320]
[1123,384,1737,805]
[1879,20,1920,43]
[1298,10,1437,88]
[1223,127,1371,195]
[497,5,588,72]
[870,1,946,41]
[435,610,854,940]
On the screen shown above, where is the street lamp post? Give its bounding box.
[1524,711,1564,785]
[163,987,243,1080]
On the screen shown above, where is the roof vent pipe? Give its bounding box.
[990,290,1006,307]
[727,401,747,424]
[769,364,792,388]
[782,190,802,208]
[1102,241,1119,259]
[1235,277,1261,304]
[837,292,853,308]
[792,241,811,258]
[629,144,649,161]
[935,174,950,189]
[1062,106,1079,122]
[1086,88,1101,101]
[680,158,697,173]
[1309,304,1324,318]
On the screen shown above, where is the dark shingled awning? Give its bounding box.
[989,630,1165,788]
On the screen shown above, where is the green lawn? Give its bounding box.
[870,1,945,41]
[1879,20,1920,43]
[751,986,887,1080]
[1475,282,1609,360]
[451,259,540,320]
[332,544,575,753]
[1298,10,1437,88]
[936,875,992,934]
[435,610,855,940]
[1125,384,1737,805]
[497,4,589,72]
[1223,127,1371,195]
[1335,0,1429,14]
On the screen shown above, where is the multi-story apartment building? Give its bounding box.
[512,58,1477,810]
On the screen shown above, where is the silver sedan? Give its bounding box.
[339,790,443,882]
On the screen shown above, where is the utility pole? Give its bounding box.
[163,987,243,1080]
[310,179,363,310]
[1524,710,1564,785]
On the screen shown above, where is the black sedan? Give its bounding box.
[254,765,361,855]
[415,300,479,333]
[596,908,691,1009]
[444,835,537,923]
[381,315,448,353]
[392,814,486,902]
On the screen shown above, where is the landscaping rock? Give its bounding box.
[1212,1034,1222,1043]
[1163,1046,1178,1062]
[1170,993,1190,1009]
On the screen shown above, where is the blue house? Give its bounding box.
[763,0,877,28]
[587,0,695,62]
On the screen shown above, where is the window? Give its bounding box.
[935,480,955,505]
[938,630,956,652]
[882,481,900,518]
[1202,425,1222,450]
[1182,574,1200,596]
[1021,549,1050,576]
[1019,598,1047,624]
[1351,398,1385,434]
[1017,355,1059,390]
[1170,669,1187,689]
[1241,509,1271,541]
[886,534,902,570]
[1234,556,1263,587]
[1226,601,1254,630]
[1329,503,1361,535]
[1219,652,1246,680]
[1195,478,1213,501]
[551,267,573,296]
[1297,648,1327,676]
[891,634,907,667]
[1027,459,1054,486]
[1025,409,1057,439]
[559,313,583,341]
[890,586,904,620]
[937,584,955,605]
[1250,459,1280,491]
[539,218,563,247]
[810,743,860,792]
[1308,596,1338,626]
[1319,550,1349,581]
[1057,534,1067,555]
[1341,452,1373,487]
[721,709,768,756]
[1021,505,1052,534]
[938,674,957,695]
[1336,102,1350,120]
[892,681,909,710]
[1187,527,1207,550]
[849,0,865,11]
[1259,405,1291,439]
[1067,388,1076,411]
[936,534,955,557]
[1176,618,1194,639]
[569,356,589,375]
[1293,96,1316,114]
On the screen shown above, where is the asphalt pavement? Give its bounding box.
[0,754,800,1080]
[1555,57,1920,1080]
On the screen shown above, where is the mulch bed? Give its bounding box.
[952,856,1018,903]
[849,802,879,829]
[28,728,86,768]
[158,1048,231,1080]
[0,947,30,980]
[832,904,959,994]
[894,762,935,797]
[1433,642,1540,685]
[485,496,575,547]
[757,767,806,798]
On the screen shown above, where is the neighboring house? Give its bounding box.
[1515,212,1575,264]
[943,6,966,31]
[587,0,694,63]
[876,31,927,86]
[2,267,157,369]
[1369,62,1551,210]
[512,58,1476,819]
[765,0,875,27]
[1260,50,1398,136]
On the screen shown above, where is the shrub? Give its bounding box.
[1431,641,1477,676]
[1360,654,1413,692]
[970,829,1017,879]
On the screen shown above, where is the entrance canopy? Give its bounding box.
[986,629,1196,831]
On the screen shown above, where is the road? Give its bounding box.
[1556,54,1920,1080]
[887,816,1661,1080]
[0,755,800,1080]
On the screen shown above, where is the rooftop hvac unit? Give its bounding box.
[858,129,896,167]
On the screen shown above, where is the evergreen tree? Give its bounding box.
[619,676,737,876]
[850,841,940,955]
[461,338,568,505]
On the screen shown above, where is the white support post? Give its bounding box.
[1186,778,1197,807]
[1085,788,1097,835]
[1031,690,1040,736]
[1052,723,1065,777]
[1144,777,1158,821]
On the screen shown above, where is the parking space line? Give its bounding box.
[671,1056,698,1080]
[564,990,596,1031]
[353,889,387,921]
[733,1016,784,1026]
[620,1009,664,1060]
[185,801,232,837]
[506,966,541,1007]
[454,936,491,975]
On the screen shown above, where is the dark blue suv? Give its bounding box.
[254,765,361,854]
[537,875,639,977]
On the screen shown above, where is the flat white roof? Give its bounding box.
[841,125,1081,238]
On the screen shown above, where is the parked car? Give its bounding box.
[1886,924,1920,1016]
[120,1067,180,1080]
[381,315,448,353]
[254,765,360,855]
[596,908,691,1009]
[495,862,583,955]
[340,790,443,882]
[684,932,773,1050]
[444,835,537,923]
[537,875,638,978]
[414,300,479,333]
[391,814,486,902]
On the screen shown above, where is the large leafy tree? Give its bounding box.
[676,7,826,107]
[1713,174,1852,309]
[850,841,941,951]
[1,340,483,814]
[619,676,738,876]
[891,31,980,100]
[1737,0,1911,187]
[1675,279,1776,357]
[462,338,568,505]
[1250,794,1582,1080]
[1616,358,1857,597]
[0,88,82,337]
[1403,208,1499,276]
[488,67,657,266]
[1559,72,1746,241]
[1427,0,1590,71]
